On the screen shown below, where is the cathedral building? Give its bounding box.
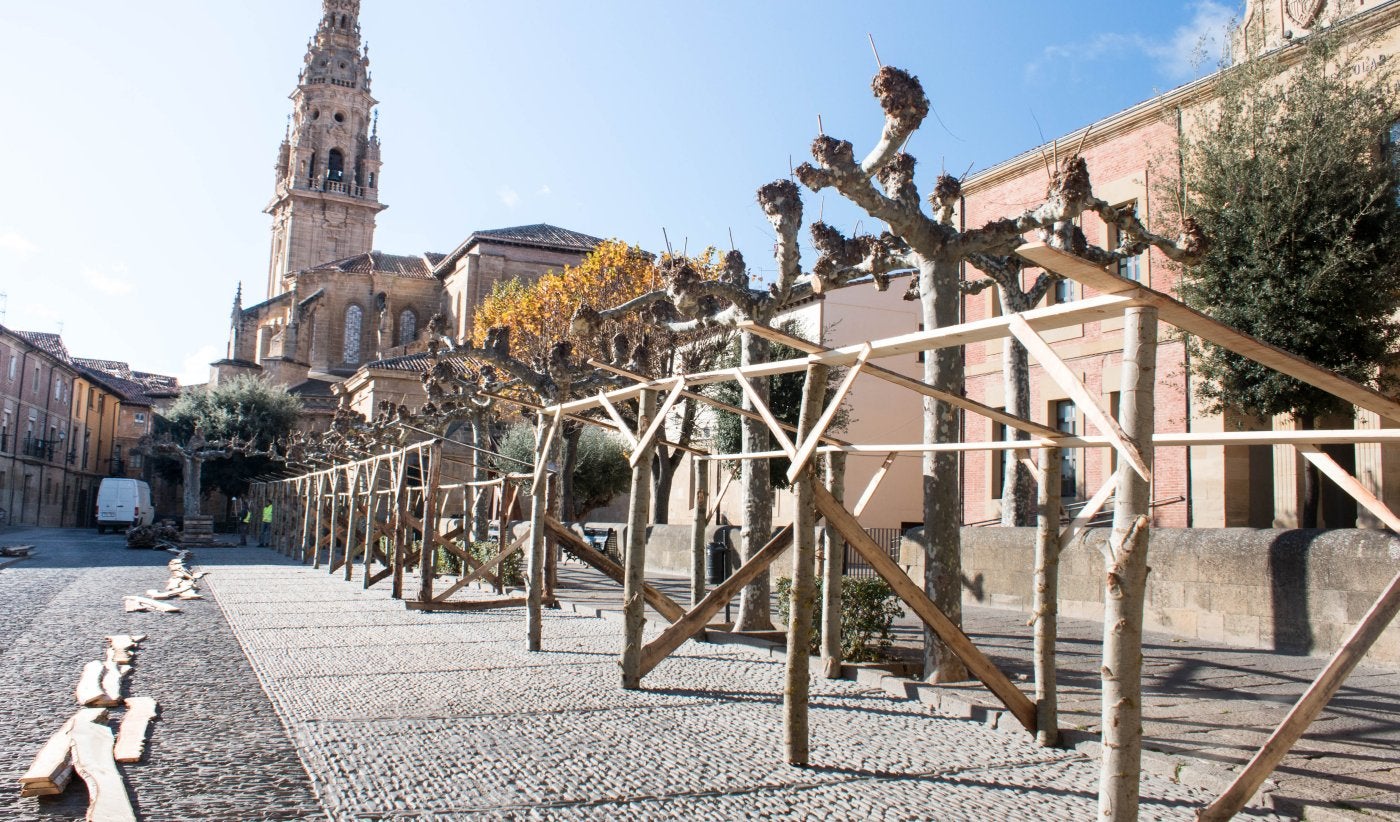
[212,0,600,429]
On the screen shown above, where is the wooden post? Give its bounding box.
[785,363,828,766]
[527,414,551,651]
[690,457,709,606]
[621,389,657,689]
[1033,446,1062,748]
[325,472,341,572]
[820,451,846,679]
[311,475,326,568]
[1098,305,1157,822]
[497,478,512,595]
[545,430,562,600]
[1198,567,1400,821]
[418,442,443,606]
[391,454,410,600]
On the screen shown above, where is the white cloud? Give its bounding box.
[0,228,39,257]
[497,186,520,208]
[82,265,134,296]
[537,184,552,196]
[177,343,222,388]
[1028,2,1235,82]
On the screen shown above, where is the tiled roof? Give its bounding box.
[308,251,441,279]
[432,223,602,277]
[14,330,70,362]
[289,378,337,397]
[73,357,133,379]
[360,352,472,375]
[472,224,602,252]
[75,365,153,406]
[132,371,179,396]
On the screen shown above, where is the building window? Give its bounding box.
[328,148,345,183]
[1113,201,1143,281]
[6,355,14,382]
[343,304,364,364]
[1051,276,1076,305]
[32,365,40,394]
[1055,399,1078,498]
[398,310,417,346]
[134,412,146,425]
[53,376,63,401]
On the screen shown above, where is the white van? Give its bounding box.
[95,478,154,533]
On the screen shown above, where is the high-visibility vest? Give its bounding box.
[262,504,273,523]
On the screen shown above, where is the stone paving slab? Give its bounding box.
[208,552,1288,820]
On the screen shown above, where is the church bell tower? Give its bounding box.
[265,0,386,299]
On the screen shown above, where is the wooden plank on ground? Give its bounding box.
[75,661,119,708]
[638,525,794,677]
[70,719,137,822]
[122,596,180,614]
[543,516,686,623]
[813,483,1038,734]
[113,698,158,764]
[19,708,108,796]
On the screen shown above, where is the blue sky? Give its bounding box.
[0,1,1237,385]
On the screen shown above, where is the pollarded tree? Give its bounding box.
[1177,33,1400,528]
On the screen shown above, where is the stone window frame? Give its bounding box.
[343,303,365,365]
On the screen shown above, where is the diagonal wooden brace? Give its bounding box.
[598,391,640,448]
[1296,444,1400,532]
[853,452,898,517]
[733,368,796,457]
[786,345,871,484]
[630,378,687,467]
[543,516,685,622]
[1060,473,1117,551]
[813,483,1038,733]
[1006,313,1151,483]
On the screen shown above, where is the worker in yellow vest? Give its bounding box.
[260,502,273,546]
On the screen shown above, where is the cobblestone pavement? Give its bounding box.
[0,527,322,821]
[205,550,1289,821]
[550,560,1400,821]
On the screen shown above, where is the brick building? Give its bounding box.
[211,1,600,425]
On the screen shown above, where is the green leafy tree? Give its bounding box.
[162,375,302,503]
[1176,33,1400,526]
[494,422,631,520]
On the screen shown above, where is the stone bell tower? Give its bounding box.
[265,0,387,299]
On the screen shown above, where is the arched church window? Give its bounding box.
[328,149,345,183]
[399,310,417,347]
[344,304,363,364]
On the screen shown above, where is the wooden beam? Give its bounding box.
[1296,444,1400,533]
[813,483,1038,733]
[113,697,157,764]
[638,525,794,678]
[598,391,639,448]
[733,368,796,457]
[71,719,137,822]
[1007,313,1150,483]
[740,322,1065,440]
[853,452,898,517]
[1018,242,1400,422]
[1198,566,1400,821]
[543,516,686,623]
[630,378,688,467]
[532,410,562,488]
[433,531,528,600]
[20,708,108,797]
[786,345,870,483]
[1060,474,1118,550]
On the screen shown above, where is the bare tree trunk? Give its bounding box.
[1000,325,1035,526]
[785,363,828,766]
[1099,306,1158,821]
[525,416,549,652]
[182,456,203,518]
[621,389,657,689]
[1298,415,1320,528]
[691,456,708,606]
[1033,446,1062,747]
[470,413,490,543]
[738,330,776,631]
[559,424,581,522]
[922,256,969,683]
[652,446,676,525]
[820,451,846,678]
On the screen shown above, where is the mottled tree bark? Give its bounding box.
[1000,331,1035,527]
[690,456,709,606]
[785,363,828,766]
[1298,415,1320,528]
[1034,446,1062,748]
[621,389,657,689]
[819,451,846,678]
[737,330,776,631]
[525,416,549,652]
[1099,306,1157,821]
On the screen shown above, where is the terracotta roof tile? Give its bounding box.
[308,251,441,279]
[14,330,70,362]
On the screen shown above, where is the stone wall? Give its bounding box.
[900,527,1400,667]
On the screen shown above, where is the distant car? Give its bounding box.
[95,478,154,534]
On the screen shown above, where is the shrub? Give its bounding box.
[776,575,903,663]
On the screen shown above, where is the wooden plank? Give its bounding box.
[786,345,870,484]
[733,368,796,457]
[20,708,108,795]
[638,525,794,677]
[113,698,157,764]
[739,324,1065,441]
[1296,444,1400,533]
[598,391,640,448]
[543,516,686,623]
[1198,566,1400,822]
[121,596,180,614]
[70,718,137,822]
[1059,474,1118,550]
[75,661,119,708]
[629,379,688,467]
[532,410,562,487]
[1018,242,1400,422]
[852,453,898,517]
[99,654,127,705]
[1007,313,1150,483]
[812,483,1038,733]
[432,532,528,601]
[405,596,537,611]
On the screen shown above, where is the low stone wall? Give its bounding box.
[899,527,1400,668]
